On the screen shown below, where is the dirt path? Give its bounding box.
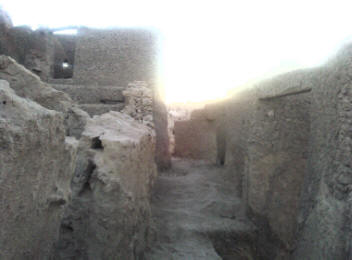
[145,158,257,260]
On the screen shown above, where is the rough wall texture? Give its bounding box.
[52,28,171,170]
[223,68,318,258]
[73,28,156,86]
[222,44,352,259]
[174,109,217,162]
[204,103,227,165]
[0,80,78,259]
[122,81,154,128]
[51,84,125,104]
[0,22,171,170]
[51,84,125,116]
[0,55,89,138]
[0,7,74,81]
[293,45,352,260]
[54,112,157,260]
[153,91,171,171]
[0,25,65,81]
[18,29,58,81]
[247,93,311,258]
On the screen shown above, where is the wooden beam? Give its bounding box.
[259,87,312,101]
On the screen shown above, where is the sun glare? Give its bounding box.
[2,0,352,104]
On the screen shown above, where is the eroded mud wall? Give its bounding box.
[174,108,217,162]
[247,92,311,258]
[293,45,352,260]
[0,25,64,81]
[0,80,78,259]
[224,69,318,258]
[223,45,352,259]
[54,112,157,259]
[0,7,76,82]
[72,28,171,170]
[0,9,166,258]
[0,55,89,138]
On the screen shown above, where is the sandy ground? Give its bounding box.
[145,158,257,260]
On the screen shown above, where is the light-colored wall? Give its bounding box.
[73,27,156,87]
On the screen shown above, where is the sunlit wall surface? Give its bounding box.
[2,0,352,103]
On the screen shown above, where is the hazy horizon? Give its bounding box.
[2,0,352,103]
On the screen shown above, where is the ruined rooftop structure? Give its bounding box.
[0,7,352,260]
[0,12,171,170]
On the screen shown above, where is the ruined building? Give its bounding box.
[0,9,170,259]
[0,7,352,260]
[172,47,352,259]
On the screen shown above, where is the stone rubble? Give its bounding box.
[122,81,154,128]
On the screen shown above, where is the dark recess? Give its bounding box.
[91,136,104,150]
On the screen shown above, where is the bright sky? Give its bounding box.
[2,0,352,103]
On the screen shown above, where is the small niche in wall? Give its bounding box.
[53,59,74,79]
[62,61,70,69]
[52,32,77,79]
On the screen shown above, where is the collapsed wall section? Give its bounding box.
[56,27,172,170]
[0,55,89,138]
[55,112,158,259]
[0,55,162,259]
[0,80,78,259]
